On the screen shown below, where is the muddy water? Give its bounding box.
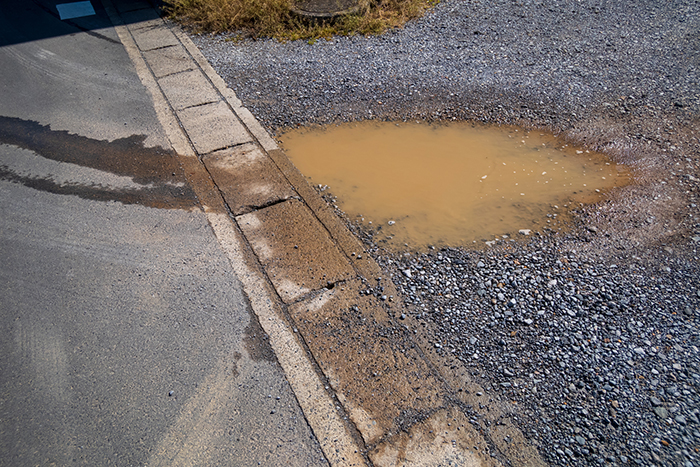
[280,121,629,249]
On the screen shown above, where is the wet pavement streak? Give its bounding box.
[0,116,197,209]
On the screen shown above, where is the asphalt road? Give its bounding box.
[0,1,326,465]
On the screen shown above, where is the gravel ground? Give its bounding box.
[190,0,700,465]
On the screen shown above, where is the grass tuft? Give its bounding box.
[164,0,439,40]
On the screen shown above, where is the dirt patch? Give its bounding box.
[243,305,277,363]
[289,280,447,447]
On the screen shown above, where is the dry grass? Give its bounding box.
[164,0,438,40]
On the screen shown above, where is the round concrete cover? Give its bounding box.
[292,0,360,17]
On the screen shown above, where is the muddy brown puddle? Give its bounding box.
[280,121,630,250]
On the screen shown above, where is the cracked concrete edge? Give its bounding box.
[170,25,380,281]
[102,1,368,465]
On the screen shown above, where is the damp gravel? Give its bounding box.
[189,0,700,465]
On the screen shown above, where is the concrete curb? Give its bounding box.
[102,1,367,465]
[102,2,546,466]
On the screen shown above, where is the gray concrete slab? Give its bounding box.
[130,22,179,51]
[177,101,253,154]
[237,199,356,303]
[203,142,297,215]
[143,44,192,78]
[0,1,328,465]
[158,69,219,110]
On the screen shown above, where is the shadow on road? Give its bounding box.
[0,0,165,47]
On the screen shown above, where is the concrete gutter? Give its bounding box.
[102,1,546,465]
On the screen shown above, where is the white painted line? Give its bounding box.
[56,1,95,20]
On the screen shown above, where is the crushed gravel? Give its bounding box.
[189,0,700,465]
[376,236,700,466]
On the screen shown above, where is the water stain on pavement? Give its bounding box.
[0,116,197,209]
[243,304,277,363]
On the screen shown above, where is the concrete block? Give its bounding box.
[237,199,354,303]
[158,69,219,110]
[130,23,179,51]
[266,148,382,281]
[289,283,447,445]
[142,44,192,78]
[176,101,252,155]
[203,143,296,215]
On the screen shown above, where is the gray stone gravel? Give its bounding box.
[189,0,700,465]
[191,0,699,131]
[375,238,700,466]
